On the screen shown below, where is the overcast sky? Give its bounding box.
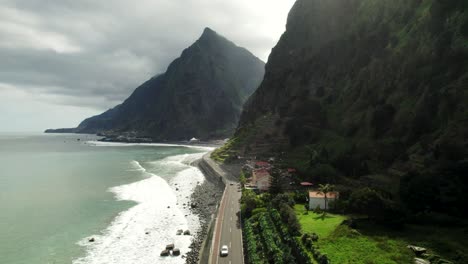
[0,0,296,132]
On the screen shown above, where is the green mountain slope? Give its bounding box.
[221,0,468,216]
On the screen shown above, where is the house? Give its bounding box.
[252,169,271,191]
[255,161,271,169]
[308,191,339,210]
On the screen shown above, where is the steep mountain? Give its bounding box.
[217,0,468,215]
[47,28,265,140]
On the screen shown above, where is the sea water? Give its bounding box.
[0,133,213,264]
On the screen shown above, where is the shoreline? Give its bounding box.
[184,156,225,264]
[187,153,243,264]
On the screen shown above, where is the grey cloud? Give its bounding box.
[0,0,296,110]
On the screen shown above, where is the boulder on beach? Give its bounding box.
[166,244,175,250]
[160,250,170,257]
[176,229,183,235]
[88,237,95,242]
[172,248,181,256]
[183,230,191,235]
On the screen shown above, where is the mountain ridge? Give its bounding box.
[46,28,265,141]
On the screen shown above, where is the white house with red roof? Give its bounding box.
[252,168,271,191]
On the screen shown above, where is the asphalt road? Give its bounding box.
[204,154,243,264]
[213,181,243,264]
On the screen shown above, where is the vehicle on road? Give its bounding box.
[220,245,229,257]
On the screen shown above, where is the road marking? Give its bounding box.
[230,217,232,221]
[230,227,232,233]
[230,241,232,247]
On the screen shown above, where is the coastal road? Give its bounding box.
[203,155,243,264]
[212,181,243,264]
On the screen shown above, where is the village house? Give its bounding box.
[254,161,271,169]
[308,191,339,210]
[253,169,271,191]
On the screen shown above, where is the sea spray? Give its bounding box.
[74,152,209,264]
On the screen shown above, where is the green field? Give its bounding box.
[294,205,346,238]
[294,205,413,264]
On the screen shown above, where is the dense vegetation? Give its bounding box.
[241,184,467,263]
[221,0,468,227]
[241,191,314,264]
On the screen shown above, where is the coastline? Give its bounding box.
[185,155,225,264]
[62,139,225,264]
[188,153,243,264]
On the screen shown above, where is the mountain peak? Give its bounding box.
[202,27,216,35]
[198,27,221,42]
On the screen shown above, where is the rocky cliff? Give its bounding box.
[218,0,468,215]
[47,28,265,141]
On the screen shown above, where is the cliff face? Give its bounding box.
[48,28,265,141]
[222,0,468,210]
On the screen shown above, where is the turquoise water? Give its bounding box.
[0,133,206,264]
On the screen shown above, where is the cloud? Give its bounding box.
[0,0,296,131]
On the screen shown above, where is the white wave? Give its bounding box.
[74,153,208,264]
[87,141,215,151]
[127,160,146,172]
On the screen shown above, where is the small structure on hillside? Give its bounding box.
[300,182,314,188]
[255,161,271,169]
[308,191,339,210]
[189,137,200,143]
[253,169,271,191]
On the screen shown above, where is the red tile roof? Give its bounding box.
[255,161,270,167]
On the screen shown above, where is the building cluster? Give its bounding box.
[242,160,298,192]
[241,159,339,210]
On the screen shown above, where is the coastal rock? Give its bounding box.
[172,248,181,256]
[176,229,183,235]
[160,250,170,257]
[88,237,95,242]
[184,230,191,235]
[166,244,175,250]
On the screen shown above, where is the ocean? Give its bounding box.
[0,133,213,264]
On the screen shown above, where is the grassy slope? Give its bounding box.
[294,205,413,264]
[294,205,346,237]
[294,204,468,263]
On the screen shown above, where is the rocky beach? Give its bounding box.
[183,156,225,264]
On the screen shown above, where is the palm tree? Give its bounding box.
[317,183,335,211]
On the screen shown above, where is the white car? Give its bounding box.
[220,245,229,257]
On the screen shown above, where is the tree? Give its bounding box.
[317,184,335,211]
[269,168,283,195]
[241,189,259,217]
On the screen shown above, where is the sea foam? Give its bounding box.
[74,152,207,264]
